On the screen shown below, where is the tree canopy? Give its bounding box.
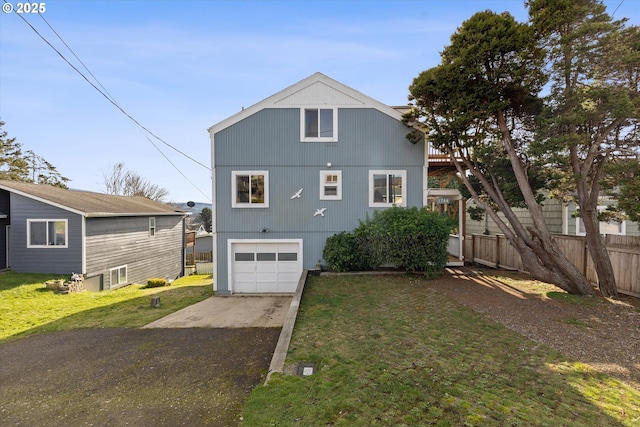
[407,0,639,296]
[0,121,69,188]
[102,162,169,202]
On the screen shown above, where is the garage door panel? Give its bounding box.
[230,240,302,294]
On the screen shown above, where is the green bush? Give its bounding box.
[145,278,169,288]
[322,231,375,272]
[323,207,450,278]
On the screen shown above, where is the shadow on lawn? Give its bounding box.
[0,271,66,291]
[440,267,640,386]
[6,281,213,342]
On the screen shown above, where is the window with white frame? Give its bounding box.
[27,219,68,248]
[369,170,407,207]
[232,171,269,208]
[149,217,156,237]
[301,108,338,142]
[320,170,342,200]
[110,265,127,287]
[576,206,626,235]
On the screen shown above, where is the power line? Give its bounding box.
[611,0,624,17]
[4,2,212,201]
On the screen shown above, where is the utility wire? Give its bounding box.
[34,10,211,201]
[5,2,212,200]
[611,0,624,17]
[37,12,119,106]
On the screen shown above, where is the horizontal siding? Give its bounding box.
[86,215,184,289]
[9,193,83,274]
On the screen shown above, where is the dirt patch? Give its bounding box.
[0,328,280,426]
[433,267,640,387]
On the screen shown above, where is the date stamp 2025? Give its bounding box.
[3,2,47,14]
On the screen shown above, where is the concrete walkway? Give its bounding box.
[142,295,292,329]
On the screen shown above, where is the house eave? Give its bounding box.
[85,212,189,218]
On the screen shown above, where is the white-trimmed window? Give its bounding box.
[369,170,407,207]
[110,265,127,287]
[232,171,269,208]
[27,219,68,248]
[301,108,338,142]
[320,170,342,200]
[576,206,626,235]
[149,217,156,237]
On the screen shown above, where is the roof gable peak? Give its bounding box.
[208,72,402,134]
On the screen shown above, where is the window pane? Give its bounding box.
[235,253,255,261]
[373,174,387,203]
[111,269,119,285]
[251,175,265,204]
[319,109,333,137]
[305,109,318,138]
[388,174,403,204]
[325,175,338,183]
[278,253,297,261]
[30,221,46,246]
[118,267,127,283]
[51,221,66,246]
[257,252,276,261]
[324,186,338,196]
[236,175,250,203]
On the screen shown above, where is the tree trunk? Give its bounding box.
[578,205,618,297]
[452,150,596,296]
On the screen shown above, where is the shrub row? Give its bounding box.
[145,278,169,288]
[323,207,451,279]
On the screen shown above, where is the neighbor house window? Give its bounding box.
[149,217,156,237]
[576,206,626,236]
[27,219,68,248]
[110,265,127,287]
[369,170,407,207]
[320,170,342,200]
[301,108,338,142]
[232,171,269,208]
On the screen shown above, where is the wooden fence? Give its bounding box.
[185,251,213,266]
[466,234,640,297]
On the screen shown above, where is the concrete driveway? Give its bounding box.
[142,295,292,328]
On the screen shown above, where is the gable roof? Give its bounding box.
[0,180,186,217]
[208,72,405,135]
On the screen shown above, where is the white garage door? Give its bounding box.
[230,240,303,294]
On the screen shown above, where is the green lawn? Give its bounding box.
[0,271,213,342]
[242,274,640,427]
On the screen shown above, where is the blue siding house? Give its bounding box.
[209,72,433,294]
[0,180,187,290]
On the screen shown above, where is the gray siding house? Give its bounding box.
[0,180,187,290]
[209,72,429,294]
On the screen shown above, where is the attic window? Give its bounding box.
[301,108,338,142]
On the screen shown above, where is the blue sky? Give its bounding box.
[0,0,637,204]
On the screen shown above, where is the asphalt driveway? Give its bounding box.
[0,296,292,427]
